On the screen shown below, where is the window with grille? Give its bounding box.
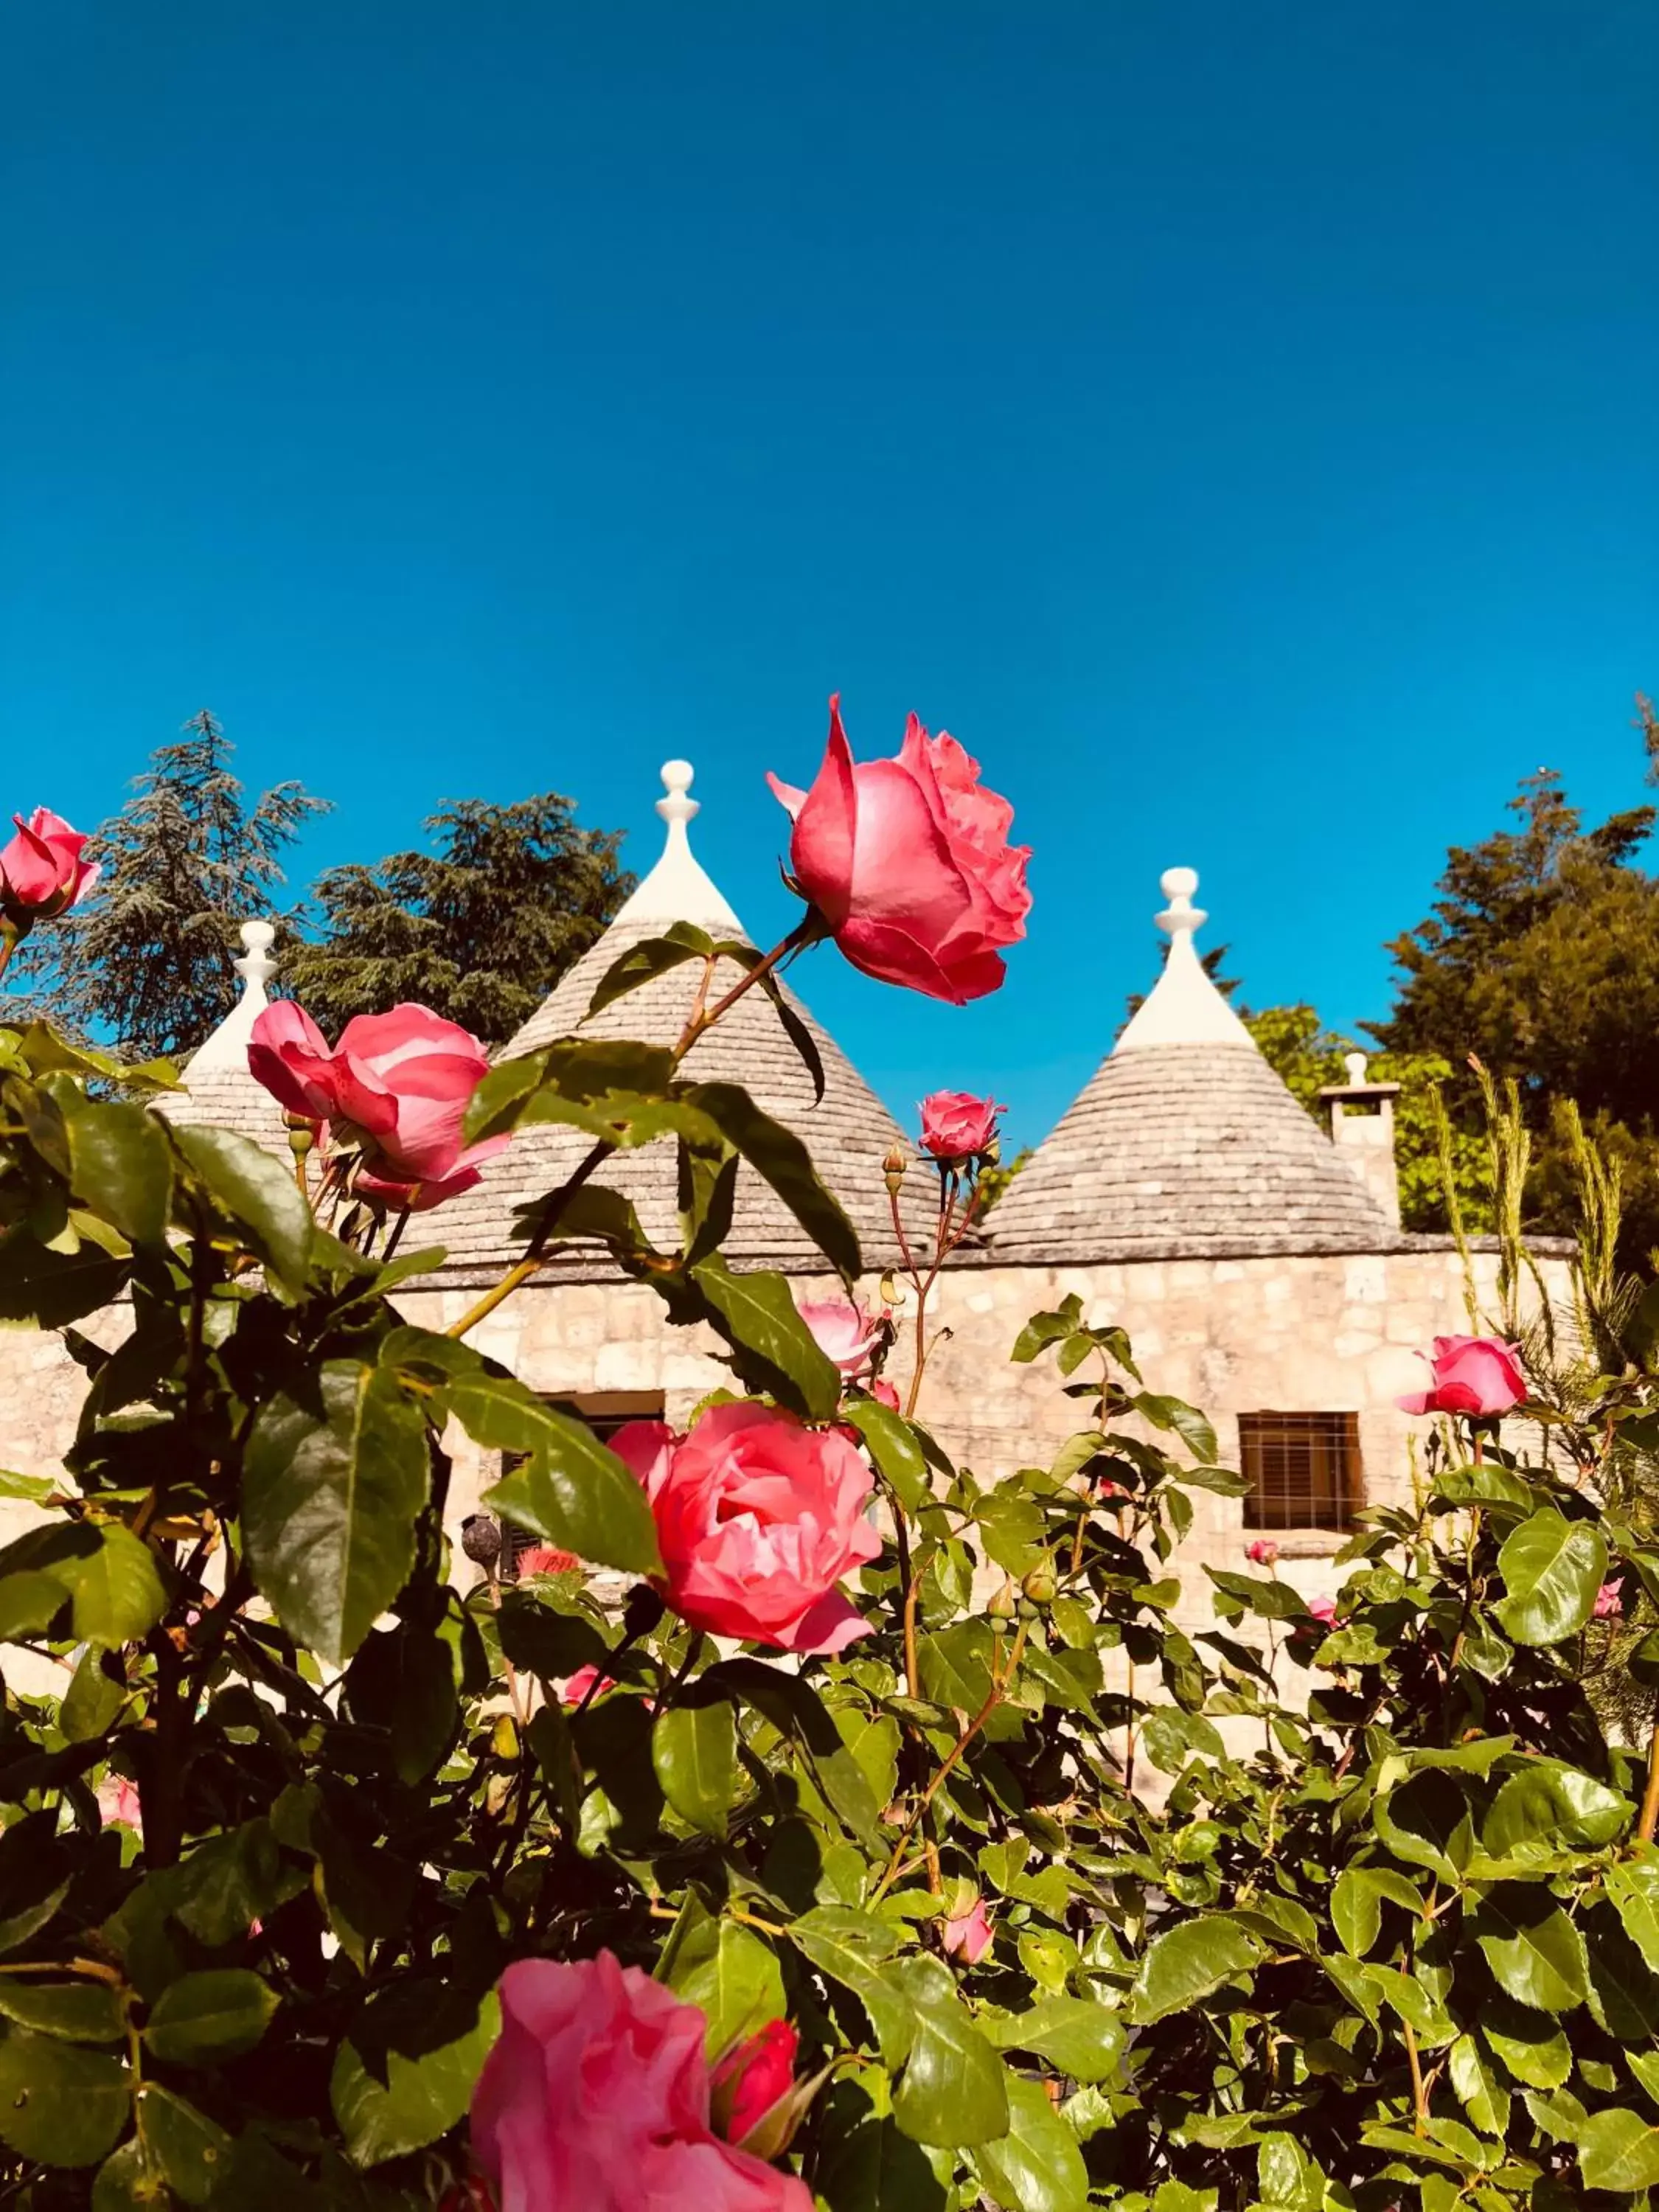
[500,1391,666,1578]
[1239,1411,1362,1531]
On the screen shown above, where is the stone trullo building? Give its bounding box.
[0,760,1564,1627]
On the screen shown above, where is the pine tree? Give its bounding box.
[285,793,633,1046]
[10,712,327,1058]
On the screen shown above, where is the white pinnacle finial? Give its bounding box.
[613,759,743,933]
[1344,1049,1368,1085]
[1115,864,1257,1055]
[183,917,280,1076]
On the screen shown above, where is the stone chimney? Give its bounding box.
[1318,1052,1402,1228]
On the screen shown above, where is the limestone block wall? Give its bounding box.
[0,1242,1571,1643]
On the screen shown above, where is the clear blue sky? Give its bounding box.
[4,4,1655,1151]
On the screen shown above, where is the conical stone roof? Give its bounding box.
[153,921,293,1155]
[987,868,1397,1265]
[431,762,935,1286]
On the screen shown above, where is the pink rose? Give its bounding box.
[711,2020,799,2150]
[0,809,99,919]
[1398,1336,1526,1419]
[1307,1595,1338,1626]
[612,1404,880,1655]
[1594,1581,1624,1621]
[518,1545,579,1579]
[796,1295,883,1381]
[248,1000,507,1201]
[471,1955,810,2212]
[940,1895,993,1965]
[97,1775,142,1834]
[558,1666,619,1706]
[869,1379,901,1412]
[768,695,1031,1004]
[918,1090,1006,1159]
[1246,1539,1280,1567]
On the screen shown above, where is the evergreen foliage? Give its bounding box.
[10,712,326,1059]
[285,793,633,1046]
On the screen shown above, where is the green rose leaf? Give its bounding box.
[1492,1506,1607,1645]
[170,1124,313,1293]
[243,1360,430,1667]
[0,1237,128,1328]
[892,1994,1009,2149]
[65,1099,174,1245]
[133,2084,233,2203]
[688,1256,844,1421]
[841,1397,931,1514]
[1579,2106,1659,2191]
[0,1568,73,1643]
[0,1976,125,2044]
[1471,1888,1590,2013]
[790,1906,914,2067]
[1483,1761,1630,1854]
[973,2069,1090,2212]
[1127,1916,1262,2025]
[652,1696,739,1837]
[0,2031,131,2166]
[330,1990,500,2168]
[665,1914,785,2057]
[144,1970,279,2064]
[989,1994,1124,2083]
[683,1080,861,1281]
[456,1373,660,1573]
[1606,1856,1659,1977]
[1480,1996,1571,2090]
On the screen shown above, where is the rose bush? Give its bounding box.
[7,734,1659,2209]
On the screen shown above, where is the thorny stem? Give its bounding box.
[870,1621,1029,1902]
[382,1208,411,1265]
[672,921,817,1060]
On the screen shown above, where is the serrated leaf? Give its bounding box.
[973,2069,1088,2211]
[0,1234,128,1327]
[689,1256,844,1420]
[892,1996,1008,2149]
[684,1080,861,1281]
[0,2031,130,2166]
[841,1397,931,1514]
[666,1915,785,2056]
[652,1697,738,1836]
[790,1907,913,2067]
[459,1374,661,1572]
[1579,2106,1659,2191]
[1484,1761,1629,1854]
[243,1360,430,1666]
[145,1970,278,2063]
[989,1995,1123,2083]
[586,930,709,1015]
[1480,1996,1571,2089]
[1127,1916,1262,2025]
[1492,1506,1607,1645]
[65,1100,173,1245]
[1471,1888,1589,2012]
[134,2084,232,2203]
[330,1992,500,2168]
[170,1124,313,1293]
[0,1976,125,2044]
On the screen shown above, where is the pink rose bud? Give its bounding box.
[557,1665,619,1706]
[0,809,100,919]
[796,1295,883,1381]
[1594,1581,1624,1621]
[918,1089,1007,1160]
[1246,1539,1280,1567]
[248,1000,508,1208]
[768,695,1032,1004]
[96,1775,142,1835]
[471,1957,812,2212]
[939,1894,994,1965]
[1397,1335,1526,1419]
[1307,1595,1338,1625]
[611,1404,880,1655]
[869,1378,901,1411]
[712,2020,799,2149]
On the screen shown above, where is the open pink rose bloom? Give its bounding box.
[796,1293,883,1381]
[0,807,99,918]
[612,1402,880,1654]
[918,1088,1006,1158]
[248,999,507,1208]
[769,695,1030,1004]
[470,1954,810,2212]
[1397,1335,1526,1419]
